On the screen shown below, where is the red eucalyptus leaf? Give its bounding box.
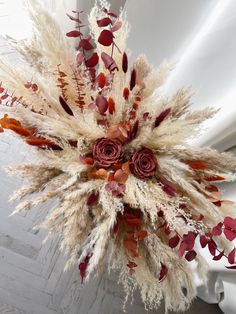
[187,161,208,170]
[85,53,99,68]
[159,263,168,282]
[101,52,118,72]
[205,175,225,181]
[108,97,115,114]
[96,95,108,115]
[130,69,136,90]
[98,73,106,89]
[183,232,196,251]
[178,241,187,258]
[129,120,139,141]
[169,234,180,249]
[0,86,4,93]
[112,21,122,32]
[66,30,81,37]
[208,240,216,256]
[97,17,112,27]
[66,13,82,24]
[224,229,236,242]
[76,52,84,66]
[98,30,113,46]
[154,108,171,128]
[224,217,236,230]
[213,250,225,261]
[78,38,94,51]
[26,138,62,150]
[226,265,236,269]
[185,250,197,262]
[122,52,128,73]
[228,248,236,264]
[86,191,99,206]
[212,222,223,236]
[1,94,8,100]
[59,96,74,116]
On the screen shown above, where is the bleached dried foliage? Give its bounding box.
[1,0,236,313]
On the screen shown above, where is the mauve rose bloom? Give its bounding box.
[93,138,123,168]
[130,148,157,179]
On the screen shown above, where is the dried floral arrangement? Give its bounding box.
[0,0,236,312]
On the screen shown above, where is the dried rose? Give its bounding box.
[130,148,157,179]
[92,138,123,168]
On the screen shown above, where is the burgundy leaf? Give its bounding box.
[143,112,150,121]
[78,255,91,284]
[66,30,81,37]
[185,250,197,262]
[101,52,118,72]
[183,232,196,251]
[98,30,113,46]
[228,248,236,264]
[178,241,187,258]
[59,96,74,116]
[154,108,171,128]
[76,52,84,66]
[97,17,112,27]
[129,120,139,141]
[224,217,236,230]
[85,53,99,68]
[159,263,168,282]
[112,21,122,32]
[130,69,136,90]
[208,240,216,256]
[213,250,225,261]
[122,52,128,73]
[224,228,236,242]
[212,222,223,236]
[169,234,180,248]
[200,235,208,248]
[96,95,108,115]
[78,38,94,51]
[86,191,99,206]
[159,178,176,197]
[226,265,236,269]
[66,13,82,24]
[107,12,118,18]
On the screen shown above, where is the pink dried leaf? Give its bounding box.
[98,30,114,46]
[76,52,84,66]
[228,248,236,264]
[101,52,118,72]
[112,21,122,32]
[97,17,112,27]
[66,30,81,37]
[96,95,108,115]
[169,234,180,249]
